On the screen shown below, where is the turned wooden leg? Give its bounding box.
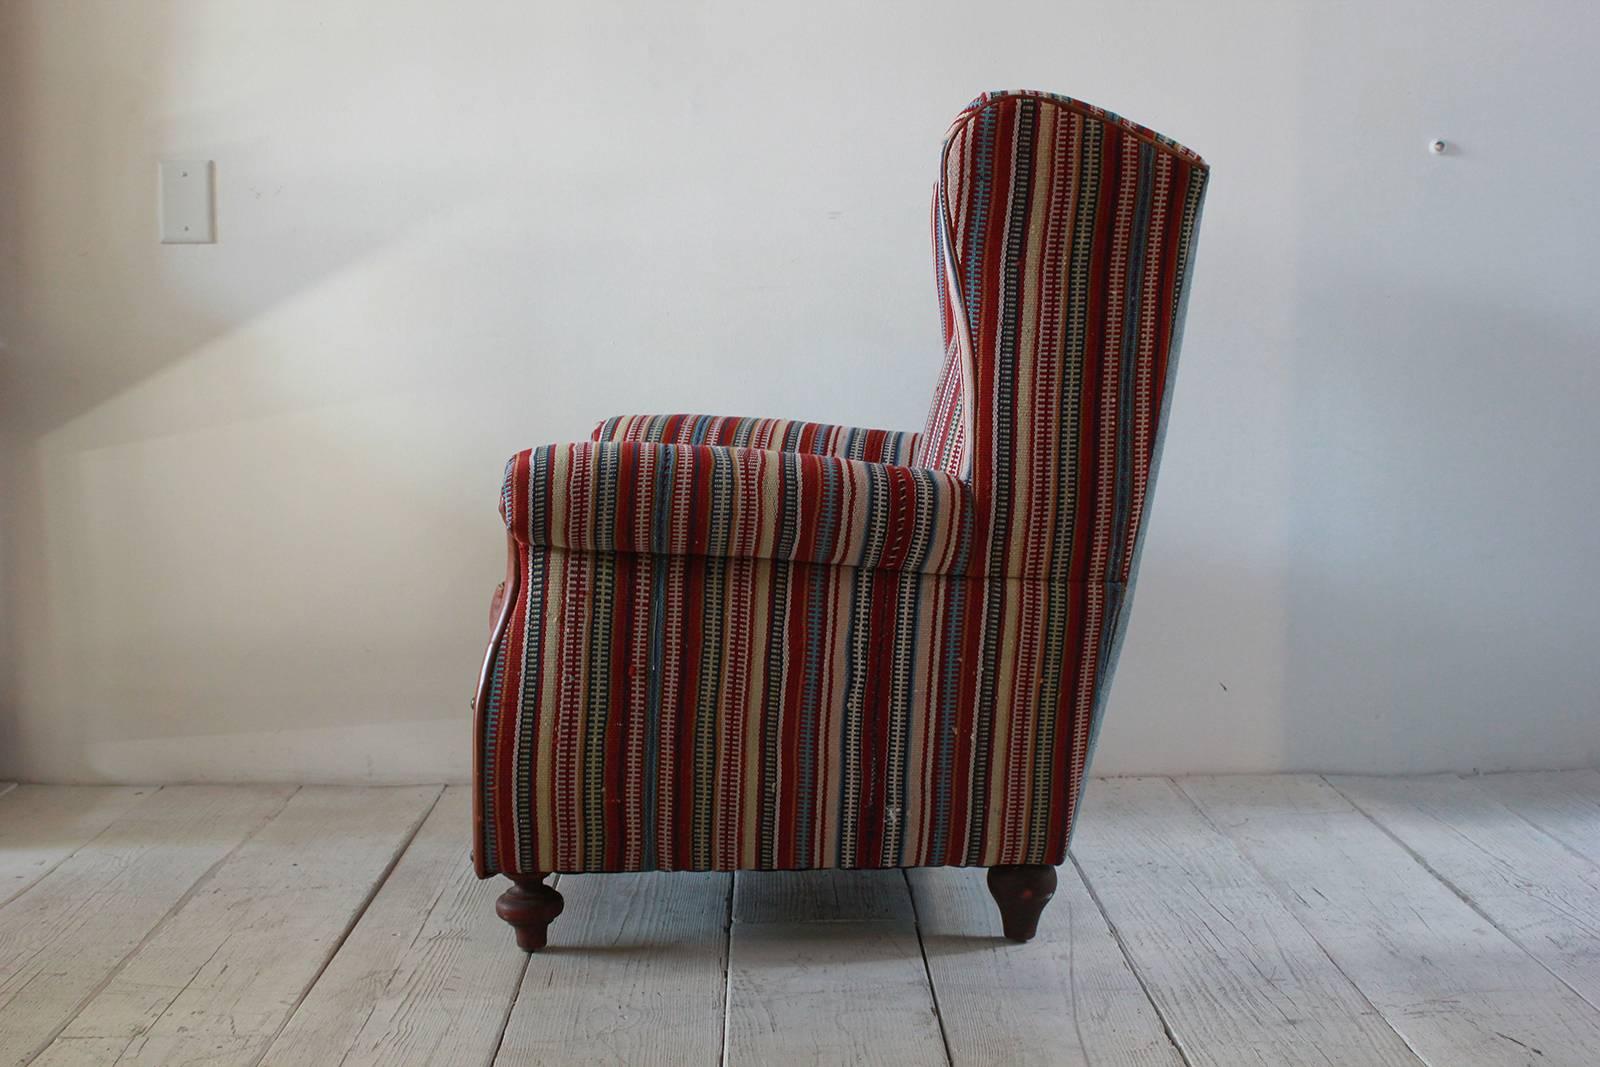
[496,874,564,952]
[986,864,1057,942]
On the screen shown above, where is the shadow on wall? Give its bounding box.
[1,4,505,781]
[3,3,495,441]
[0,2,962,784]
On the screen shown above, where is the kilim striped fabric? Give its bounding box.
[505,443,966,573]
[593,414,922,466]
[475,90,1209,877]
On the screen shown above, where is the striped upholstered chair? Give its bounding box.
[474,90,1209,950]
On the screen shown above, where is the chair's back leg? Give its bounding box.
[986,865,1058,942]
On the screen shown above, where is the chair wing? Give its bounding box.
[919,89,1208,585]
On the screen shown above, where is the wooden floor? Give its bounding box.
[1,773,1597,1066]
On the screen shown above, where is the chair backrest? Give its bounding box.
[915,90,1208,584]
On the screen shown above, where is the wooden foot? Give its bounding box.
[496,874,563,952]
[986,864,1057,942]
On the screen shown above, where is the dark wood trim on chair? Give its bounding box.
[986,864,1057,942]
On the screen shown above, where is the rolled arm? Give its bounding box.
[592,414,922,466]
[502,440,967,574]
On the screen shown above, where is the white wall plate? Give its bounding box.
[159,159,215,243]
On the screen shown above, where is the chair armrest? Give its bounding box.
[592,414,921,466]
[502,440,967,574]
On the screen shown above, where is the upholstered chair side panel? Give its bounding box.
[476,544,1122,877]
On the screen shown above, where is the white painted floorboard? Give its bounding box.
[1185,775,1600,1066]
[0,786,153,908]
[496,871,730,1066]
[725,870,946,1066]
[1070,778,1424,1067]
[260,787,525,1067]
[1331,773,1600,1014]
[908,864,1183,1067]
[0,785,297,1066]
[30,786,439,1067]
[2,771,1597,1066]
[1474,770,1600,866]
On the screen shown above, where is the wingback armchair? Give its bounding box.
[474,90,1209,950]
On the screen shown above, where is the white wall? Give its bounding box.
[3,0,1597,784]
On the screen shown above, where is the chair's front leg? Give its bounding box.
[496,874,564,952]
[986,865,1057,942]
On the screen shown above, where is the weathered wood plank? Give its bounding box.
[725,868,946,1066]
[726,920,946,1066]
[31,785,440,1067]
[1187,774,1600,1066]
[1070,777,1422,1067]
[734,868,913,924]
[260,787,524,1067]
[1472,770,1600,866]
[495,871,730,1066]
[0,785,296,1066]
[1330,773,1600,1013]
[5,775,1592,1065]
[909,865,1182,1067]
[0,785,153,907]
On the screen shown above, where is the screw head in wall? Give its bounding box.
[1429,139,1448,155]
